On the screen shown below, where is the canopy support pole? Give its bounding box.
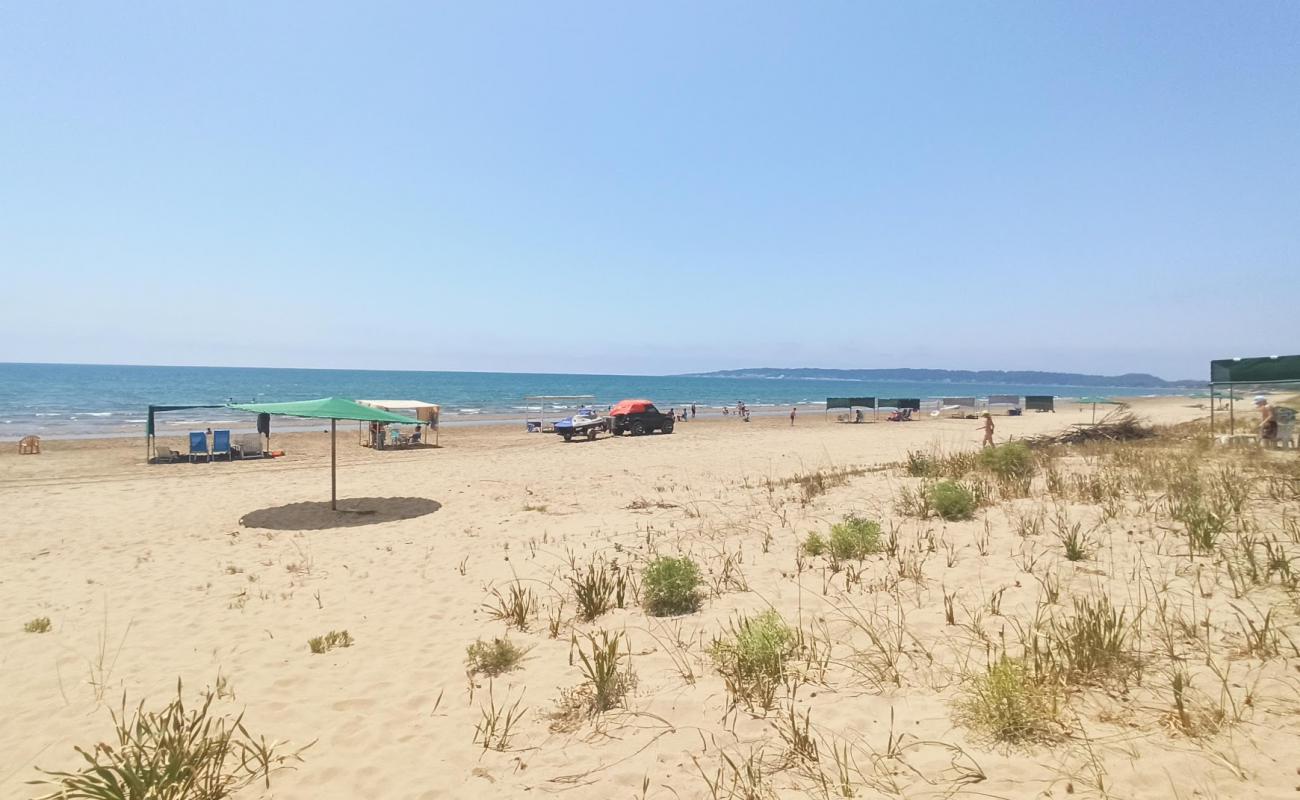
[1210,385,1215,438]
[1229,383,1235,435]
[331,419,337,511]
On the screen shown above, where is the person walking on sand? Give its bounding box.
[691,403,696,419]
[1256,396,1278,447]
[790,406,797,426]
[979,411,995,448]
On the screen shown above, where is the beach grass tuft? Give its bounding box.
[24,616,52,634]
[569,555,628,622]
[484,581,538,631]
[466,637,531,677]
[956,656,1061,743]
[307,630,353,654]
[31,679,308,799]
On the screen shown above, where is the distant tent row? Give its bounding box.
[826,395,1055,412]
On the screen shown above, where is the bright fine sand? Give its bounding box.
[4,397,1299,799]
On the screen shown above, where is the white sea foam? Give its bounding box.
[86,412,114,417]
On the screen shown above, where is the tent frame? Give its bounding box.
[523,395,596,432]
[146,404,224,462]
[1209,378,1300,436]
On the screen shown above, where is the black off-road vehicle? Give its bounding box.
[609,399,675,436]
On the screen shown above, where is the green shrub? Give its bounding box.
[24,616,52,634]
[978,442,1036,482]
[642,556,704,616]
[928,480,976,521]
[31,680,307,799]
[828,516,882,560]
[466,637,530,677]
[801,532,827,556]
[956,656,1060,743]
[710,610,798,711]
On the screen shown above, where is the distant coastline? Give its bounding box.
[676,367,1203,390]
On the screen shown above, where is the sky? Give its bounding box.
[1,3,1296,381]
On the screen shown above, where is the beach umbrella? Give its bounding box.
[1076,396,1122,424]
[228,397,421,510]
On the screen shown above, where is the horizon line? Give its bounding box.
[0,358,1201,383]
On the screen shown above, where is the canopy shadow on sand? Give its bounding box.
[239,497,442,531]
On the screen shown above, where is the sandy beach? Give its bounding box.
[5,396,1299,799]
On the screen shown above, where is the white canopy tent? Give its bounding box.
[356,399,440,446]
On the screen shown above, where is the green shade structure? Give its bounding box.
[228,397,421,510]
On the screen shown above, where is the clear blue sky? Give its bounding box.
[2,3,1295,380]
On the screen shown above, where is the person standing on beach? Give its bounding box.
[979,411,995,447]
[790,406,797,426]
[691,403,696,419]
[1256,396,1278,446]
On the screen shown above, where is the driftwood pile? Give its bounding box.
[1023,411,1155,448]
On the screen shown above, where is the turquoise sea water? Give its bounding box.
[0,362,1191,439]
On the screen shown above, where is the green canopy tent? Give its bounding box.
[1076,396,1123,424]
[227,397,421,510]
[1209,355,1300,435]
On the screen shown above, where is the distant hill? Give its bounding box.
[676,367,1202,389]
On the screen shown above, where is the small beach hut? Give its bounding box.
[227,397,421,510]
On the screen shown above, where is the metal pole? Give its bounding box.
[1229,384,1235,436]
[331,419,337,511]
[1210,385,1215,438]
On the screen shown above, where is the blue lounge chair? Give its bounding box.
[188,431,209,463]
[212,430,232,461]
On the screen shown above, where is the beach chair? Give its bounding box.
[18,435,41,454]
[154,441,180,463]
[188,431,209,463]
[211,430,232,461]
[233,433,264,459]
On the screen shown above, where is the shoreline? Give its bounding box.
[0,392,1212,443]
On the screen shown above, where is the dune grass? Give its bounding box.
[31,680,308,799]
[466,637,530,677]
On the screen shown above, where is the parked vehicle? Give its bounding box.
[552,407,609,441]
[608,399,675,436]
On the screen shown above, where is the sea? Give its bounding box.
[0,362,1194,440]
